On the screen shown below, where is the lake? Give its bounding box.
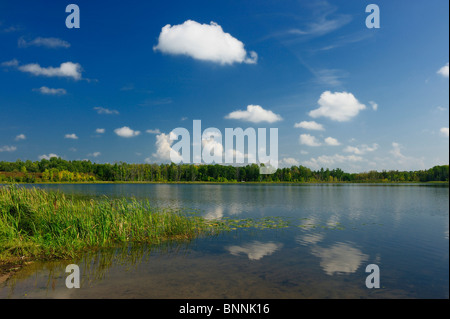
[1,183,448,299]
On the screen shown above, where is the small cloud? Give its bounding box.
[299,134,321,147]
[225,105,282,123]
[294,120,324,131]
[324,137,340,146]
[180,117,188,121]
[88,152,101,158]
[120,83,135,91]
[94,107,119,115]
[95,128,105,134]
[388,142,425,170]
[18,61,82,80]
[139,97,173,106]
[309,91,366,122]
[369,101,378,111]
[15,134,26,141]
[146,129,161,134]
[302,154,365,171]
[33,86,66,95]
[154,20,257,65]
[440,127,449,138]
[343,143,378,155]
[64,133,78,140]
[0,23,21,33]
[315,69,347,86]
[437,63,449,78]
[18,36,70,49]
[390,142,404,159]
[0,145,17,152]
[280,157,300,167]
[38,153,59,160]
[114,126,141,138]
[1,59,19,67]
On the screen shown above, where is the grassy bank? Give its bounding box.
[0,185,220,266]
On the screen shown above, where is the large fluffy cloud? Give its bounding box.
[149,132,182,162]
[309,91,366,122]
[225,105,282,123]
[153,20,257,65]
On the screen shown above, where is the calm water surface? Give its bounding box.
[1,183,448,299]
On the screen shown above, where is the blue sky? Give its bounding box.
[0,0,448,172]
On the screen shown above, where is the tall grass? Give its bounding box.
[0,185,216,262]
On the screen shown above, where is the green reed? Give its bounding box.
[0,185,217,262]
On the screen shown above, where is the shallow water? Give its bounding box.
[1,183,448,299]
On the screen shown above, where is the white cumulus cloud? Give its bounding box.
[388,142,425,170]
[309,91,366,122]
[280,157,300,167]
[294,120,325,131]
[437,63,449,78]
[146,129,161,134]
[343,143,378,155]
[0,145,17,152]
[324,137,340,146]
[299,134,321,147]
[64,133,78,140]
[149,133,182,163]
[440,127,449,137]
[15,134,26,141]
[88,152,101,158]
[114,126,141,138]
[153,20,257,65]
[38,153,59,160]
[369,101,378,111]
[303,154,365,170]
[18,61,82,80]
[225,105,282,123]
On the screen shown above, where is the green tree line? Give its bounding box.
[0,158,448,183]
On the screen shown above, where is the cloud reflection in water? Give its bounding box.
[226,241,283,260]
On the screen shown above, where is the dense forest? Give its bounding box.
[0,158,448,183]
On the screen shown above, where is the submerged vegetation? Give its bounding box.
[0,158,448,183]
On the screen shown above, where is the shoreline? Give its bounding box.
[1,181,448,185]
